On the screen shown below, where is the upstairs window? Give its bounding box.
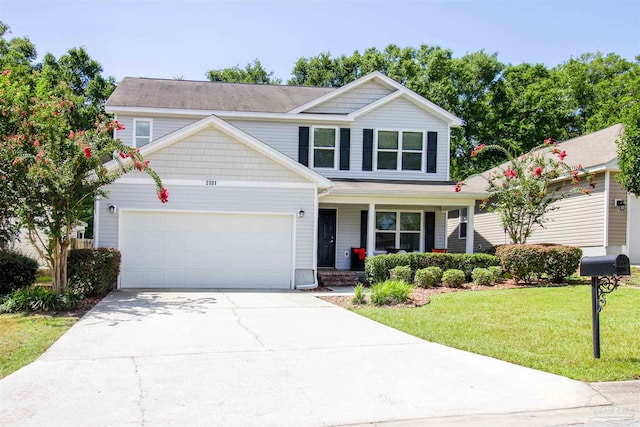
[312,127,337,169]
[459,208,468,239]
[134,119,152,147]
[375,211,422,252]
[376,130,423,171]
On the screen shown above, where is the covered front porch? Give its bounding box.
[317,180,482,271]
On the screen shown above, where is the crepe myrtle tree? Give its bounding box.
[455,138,595,244]
[0,70,168,291]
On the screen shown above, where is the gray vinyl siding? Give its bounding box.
[144,126,304,182]
[306,82,394,114]
[230,97,450,182]
[115,115,199,148]
[447,174,608,252]
[96,184,316,269]
[608,173,627,247]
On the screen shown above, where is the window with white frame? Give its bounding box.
[376,130,423,171]
[312,127,337,168]
[134,119,152,147]
[459,208,468,239]
[375,211,422,252]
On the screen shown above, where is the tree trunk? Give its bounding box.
[51,238,70,292]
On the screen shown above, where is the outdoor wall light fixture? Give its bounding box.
[109,205,117,214]
[297,209,305,218]
[614,199,626,211]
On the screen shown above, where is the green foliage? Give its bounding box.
[0,249,38,294]
[67,248,121,297]
[471,268,494,286]
[370,280,413,306]
[389,265,412,283]
[414,267,443,288]
[544,245,582,283]
[488,266,504,282]
[496,244,581,283]
[442,269,466,288]
[352,283,366,305]
[206,59,281,84]
[0,286,78,313]
[365,252,499,284]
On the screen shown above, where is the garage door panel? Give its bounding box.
[119,211,293,289]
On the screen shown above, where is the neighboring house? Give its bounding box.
[447,124,640,264]
[9,222,87,268]
[96,72,485,289]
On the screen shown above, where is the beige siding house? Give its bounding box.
[447,124,639,263]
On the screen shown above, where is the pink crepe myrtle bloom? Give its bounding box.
[558,150,567,161]
[454,182,463,192]
[534,166,543,178]
[504,168,517,179]
[83,147,91,158]
[158,187,169,203]
[471,144,486,158]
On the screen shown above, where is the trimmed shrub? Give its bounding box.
[488,266,503,282]
[545,245,582,283]
[365,252,500,284]
[496,245,546,283]
[472,268,494,286]
[0,286,78,313]
[0,249,38,294]
[370,280,413,306]
[414,266,443,288]
[67,248,121,297]
[389,265,412,283]
[442,269,466,288]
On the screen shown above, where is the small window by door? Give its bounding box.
[459,208,468,239]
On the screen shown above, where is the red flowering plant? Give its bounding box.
[456,138,595,244]
[0,73,166,291]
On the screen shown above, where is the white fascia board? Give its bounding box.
[105,105,352,123]
[319,192,481,206]
[287,72,391,114]
[104,115,332,189]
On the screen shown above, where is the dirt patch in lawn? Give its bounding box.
[319,280,528,309]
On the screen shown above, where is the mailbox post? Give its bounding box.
[579,254,631,359]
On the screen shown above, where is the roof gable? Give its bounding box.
[105,115,332,189]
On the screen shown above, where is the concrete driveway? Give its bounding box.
[0,290,635,426]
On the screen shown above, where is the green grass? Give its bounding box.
[0,313,78,378]
[353,286,640,381]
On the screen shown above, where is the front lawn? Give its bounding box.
[0,313,78,378]
[353,286,640,382]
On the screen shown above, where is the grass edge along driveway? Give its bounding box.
[353,285,640,382]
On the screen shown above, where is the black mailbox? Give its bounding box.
[579,254,630,277]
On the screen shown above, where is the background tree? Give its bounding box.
[206,59,281,84]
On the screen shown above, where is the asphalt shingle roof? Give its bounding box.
[107,77,336,113]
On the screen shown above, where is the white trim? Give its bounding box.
[446,125,451,180]
[465,204,475,254]
[117,208,296,290]
[310,126,339,170]
[604,170,611,248]
[367,203,376,257]
[312,189,319,273]
[104,115,332,189]
[374,128,425,173]
[114,177,316,189]
[133,118,153,148]
[106,105,353,123]
[93,198,100,248]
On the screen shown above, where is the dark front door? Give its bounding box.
[318,209,337,267]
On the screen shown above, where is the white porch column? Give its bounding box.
[465,204,475,254]
[367,203,376,256]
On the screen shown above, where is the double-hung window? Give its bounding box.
[375,211,422,252]
[459,208,468,239]
[376,130,423,171]
[133,119,152,147]
[312,127,337,169]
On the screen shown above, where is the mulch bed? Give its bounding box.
[318,280,529,309]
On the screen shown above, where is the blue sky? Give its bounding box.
[1,0,638,82]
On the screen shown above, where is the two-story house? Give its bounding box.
[96,72,483,289]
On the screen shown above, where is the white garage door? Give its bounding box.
[119,210,294,289]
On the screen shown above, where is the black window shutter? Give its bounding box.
[298,127,310,166]
[362,129,374,171]
[426,131,437,173]
[339,128,351,170]
[360,210,368,249]
[424,212,436,252]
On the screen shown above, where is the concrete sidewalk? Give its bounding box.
[0,290,637,426]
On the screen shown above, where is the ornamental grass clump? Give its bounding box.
[352,283,367,305]
[414,266,443,288]
[370,280,413,306]
[442,269,466,288]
